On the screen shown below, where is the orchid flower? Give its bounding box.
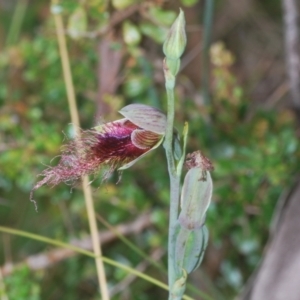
[30,104,166,199]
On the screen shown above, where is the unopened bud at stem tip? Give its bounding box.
[163,9,187,61]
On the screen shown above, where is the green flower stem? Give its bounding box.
[165,83,176,176]
[163,8,188,298]
[201,0,214,105]
[163,65,182,298]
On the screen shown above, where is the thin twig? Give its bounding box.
[265,82,289,108]
[1,214,151,277]
[181,41,202,71]
[52,1,109,299]
[0,226,185,299]
[109,248,165,297]
[96,213,165,272]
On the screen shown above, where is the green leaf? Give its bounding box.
[148,7,177,26]
[140,22,167,44]
[180,0,198,7]
[123,75,150,98]
[176,122,189,175]
[122,21,141,46]
[112,0,136,10]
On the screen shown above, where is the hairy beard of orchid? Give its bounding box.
[30,104,167,203]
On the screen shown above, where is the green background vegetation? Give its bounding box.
[0,0,299,299]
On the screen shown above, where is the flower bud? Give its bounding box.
[163,9,187,60]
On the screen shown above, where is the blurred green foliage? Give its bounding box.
[3,266,41,300]
[0,0,299,299]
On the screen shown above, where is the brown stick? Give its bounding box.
[109,248,165,297]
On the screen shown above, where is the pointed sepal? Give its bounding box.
[119,104,167,134]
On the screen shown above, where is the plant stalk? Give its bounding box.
[201,0,214,105]
[52,2,109,299]
[5,0,28,47]
[164,72,181,298]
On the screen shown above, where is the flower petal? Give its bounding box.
[118,135,164,170]
[131,129,161,149]
[119,104,167,134]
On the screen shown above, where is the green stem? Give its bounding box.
[201,0,214,105]
[6,0,28,47]
[168,176,181,299]
[164,74,182,298]
[165,86,176,176]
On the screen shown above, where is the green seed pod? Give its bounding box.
[179,168,213,230]
[175,225,209,274]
